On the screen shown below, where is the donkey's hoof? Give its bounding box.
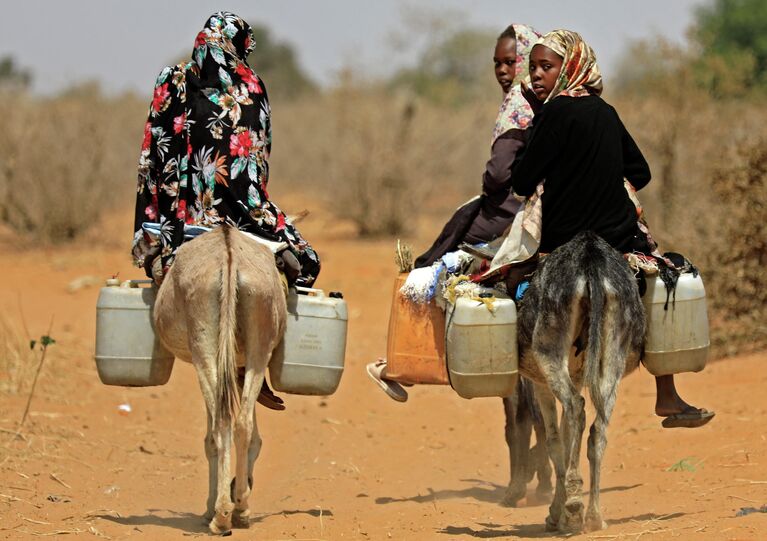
[544,514,559,532]
[585,511,607,532]
[534,483,553,502]
[209,508,233,535]
[500,484,526,507]
[559,499,585,533]
[208,521,231,536]
[232,509,251,529]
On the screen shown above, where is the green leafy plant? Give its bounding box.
[667,458,700,472]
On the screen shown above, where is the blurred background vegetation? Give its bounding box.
[0,0,764,356]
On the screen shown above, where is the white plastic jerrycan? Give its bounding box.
[642,273,709,376]
[95,279,175,386]
[270,287,348,395]
[446,292,518,399]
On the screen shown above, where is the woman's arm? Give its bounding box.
[510,106,561,196]
[620,118,651,190]
[482,130,525,196]
[132,66,187,275]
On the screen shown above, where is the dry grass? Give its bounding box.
[0,315,34,395]
[271,85,495,236]
[0,90,144,243]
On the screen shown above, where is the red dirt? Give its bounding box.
[0,205,765,540]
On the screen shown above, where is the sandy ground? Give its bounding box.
[0,203,765,541]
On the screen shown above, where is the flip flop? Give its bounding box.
[257,385,286,411]
[366,361,408,403]
[661,407,715,429]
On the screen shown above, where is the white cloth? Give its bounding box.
[141,222,288,253]
[400,250,473,303]
[480,183,543,281]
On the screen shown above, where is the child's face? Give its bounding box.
[494,37,517,94]
[529,44,563,101]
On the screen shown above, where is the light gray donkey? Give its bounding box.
[154,226,287,534]
[517,231,645,533]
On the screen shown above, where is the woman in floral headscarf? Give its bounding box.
[413,24,541,268]
[511,30,713,429]
[132,11,320,287]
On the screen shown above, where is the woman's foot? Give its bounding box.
[655,375,713,428]
[236,368,286,411]
[257,380,285,411]
[366,359,408,402]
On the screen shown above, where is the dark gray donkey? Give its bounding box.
[517,231,645,533]
[501,379,552,507]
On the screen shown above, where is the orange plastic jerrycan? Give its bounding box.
[385,274,449,385]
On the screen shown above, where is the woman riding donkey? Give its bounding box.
[508,29,713,429]
[367,24,554,505]
[368,23,542,399]
[132,11,320,410]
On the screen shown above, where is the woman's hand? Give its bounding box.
[521,81,543,114]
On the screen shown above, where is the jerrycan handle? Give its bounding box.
[295,286,325,298]
[120,279,155,288]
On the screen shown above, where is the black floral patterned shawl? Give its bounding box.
[132,11,320,285]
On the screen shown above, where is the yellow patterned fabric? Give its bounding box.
[536,29,603,103]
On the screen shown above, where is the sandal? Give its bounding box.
[366,360,408,403]
[257,381,286,411]
[661,407,715,428]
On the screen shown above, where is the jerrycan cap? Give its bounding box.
[105,278,120,287]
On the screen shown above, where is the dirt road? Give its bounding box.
[0,206,765,540]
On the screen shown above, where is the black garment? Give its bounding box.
[511,95,650,253]
[414,197,482,268]
[415,130,525,267]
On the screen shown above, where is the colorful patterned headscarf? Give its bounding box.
[536,29,603,103]
[492,24,541,143]
[133,11,320,284]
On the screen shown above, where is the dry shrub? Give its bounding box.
[0,316,35,395]
[271,84,495,237]
[614,91,767,357]
[0,89,144,243]
[0,82,496,242]
[706,137,767,356]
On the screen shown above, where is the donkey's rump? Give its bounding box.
[517,231,644,384]
[154,227,285,365]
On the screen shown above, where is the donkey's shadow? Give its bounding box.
[437,511,687,539]
[375,479,509,506]
[97,507,333,534]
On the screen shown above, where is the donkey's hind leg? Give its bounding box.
[540,364,586,533]
[584,327,632,531]
[232,291,282,528]
[190,358,230,528]
[534,383,567,532]
[531,410,553,500]
[232,362,264,528]
[187,315,235,534]
[501,385,534,507]
[184,323,222,524]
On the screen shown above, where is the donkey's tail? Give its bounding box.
[216,225,240,429]
[584,260,605,410]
